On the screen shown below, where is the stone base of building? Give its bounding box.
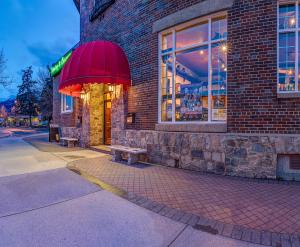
[113,129,300,180]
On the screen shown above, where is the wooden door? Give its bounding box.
[104,99,112,145]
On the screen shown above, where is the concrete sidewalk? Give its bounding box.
[0,133,104,177]
[0,189,261,247]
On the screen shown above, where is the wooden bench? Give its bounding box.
[110,145,147,165]
[60,137,79,148]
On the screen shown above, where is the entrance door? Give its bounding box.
[104,94,112,145]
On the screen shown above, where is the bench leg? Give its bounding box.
[112,150,122,162]
[128,153,139,165]
[68,141,75,148]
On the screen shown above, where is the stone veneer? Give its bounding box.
[113,130,300,179]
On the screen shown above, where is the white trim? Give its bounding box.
[277,1,299,93]
[158,12,227,124]
[158,34,162,123]
[61,94,74,114]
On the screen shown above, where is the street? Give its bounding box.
[0,128,262,247]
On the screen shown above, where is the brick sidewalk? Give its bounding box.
[69,156,300,245]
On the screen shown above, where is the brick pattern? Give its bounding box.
[227,0,300,134]
[79,0,207,131]
[52,75,82,127]
[76,0,300,134]
[70,156,300,246]
[70,156,300,235]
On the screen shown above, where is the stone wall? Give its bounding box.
[113,128,300,179]
[81,84,105,147]
[61,127,82,140]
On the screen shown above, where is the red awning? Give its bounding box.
[59,41,131,97]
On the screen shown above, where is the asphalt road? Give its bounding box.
[0,129,262,247]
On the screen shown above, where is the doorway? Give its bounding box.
[104,92,112,145]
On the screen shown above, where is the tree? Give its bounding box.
[0,105,8,119]
[0,49,9,86]
[0,105,8,126]
[38,68,53,125]
[16,66,39,127]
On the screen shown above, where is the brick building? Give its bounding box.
[52,0,300,180]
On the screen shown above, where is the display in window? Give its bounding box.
[161,54,173,121]
[278,32,296,91]
[175,46,209,122]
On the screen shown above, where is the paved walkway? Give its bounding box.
[69,156,300,246]
[0,128,11,138]
[0,132,104,177]
[0,132,260,247]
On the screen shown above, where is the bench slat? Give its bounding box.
[110,145,147,155]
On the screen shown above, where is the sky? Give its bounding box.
[0,0,80,101]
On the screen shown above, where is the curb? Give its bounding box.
[68,166,300,247]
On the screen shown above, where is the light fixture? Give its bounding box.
[108,85,114,93]
[200,50,204,55]
[80,89,86,100]
[290,18,296,26]
[222,45,227,52]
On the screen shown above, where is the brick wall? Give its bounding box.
[79,0,300,134]
[80,0,206,130]
[227,0,300,134]
[52,75,82,127]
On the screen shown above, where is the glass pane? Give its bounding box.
[211,16,227,40]
[278,33,296,92]
[175,46,209,122]
[65,95,73,111]
[161,54,173,122]
[176,22,208,49]
[162,33,172,53]
[279,4,296,30]
[212,42,227,121]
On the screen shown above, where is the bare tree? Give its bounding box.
[0,49,9,86]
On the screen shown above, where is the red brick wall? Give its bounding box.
[52,75,82,127]
[79,0,300,134]
[80,0,206,130]
[227,0,300,134]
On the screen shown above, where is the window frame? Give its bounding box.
[61,94,73,114]
[158,11,228,124]
[277,0,300,94]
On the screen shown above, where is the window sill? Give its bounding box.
[61,111,73,115]
[155,123,227,133]
[277,92,300,99]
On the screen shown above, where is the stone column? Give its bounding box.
[81,84,105,147]
[111,85,126,145]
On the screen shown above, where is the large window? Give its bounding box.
[278,2,300,92]
[159,14,227,123]
[61,94,73,113]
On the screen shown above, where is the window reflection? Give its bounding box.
[175,47,208,122]
[279,4,296,30]
[161,55,173,121]
[162,33,172,53]
[212,16,227,40]
[176,22,208,49]
[160,14,227,123]
[212,42,227,121]
[278,32,296,91]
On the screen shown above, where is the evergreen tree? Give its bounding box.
[16,66,39,127]
[38,68,53,125]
